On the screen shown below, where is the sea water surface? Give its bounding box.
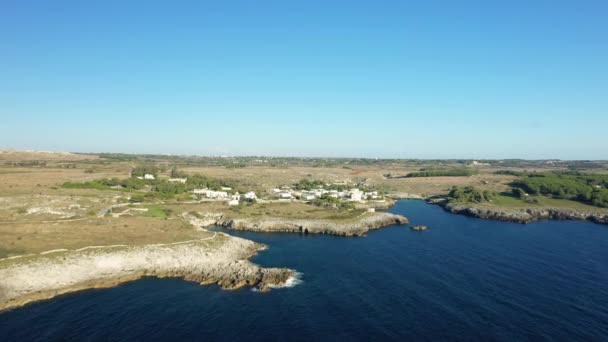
[1,200,608,341]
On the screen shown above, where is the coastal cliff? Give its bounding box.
[217,212,408,236]
[0,234,294,312]
[436,200,608,225]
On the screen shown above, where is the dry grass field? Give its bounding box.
[2,150,603,258]
[181,165,514,196]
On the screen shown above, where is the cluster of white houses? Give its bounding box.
[192,188,257,206]
[134,174,157,180]
[188,181,380,206]
[272,187,380,202]
[134,174,188,183]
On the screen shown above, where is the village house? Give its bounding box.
[364,191,380,200]
[243,191,257,200]
[349,189,363,201]
[279,191,293,199]
[192,189,229,199]
[227,199,239,206]
[144,174,155,180]
[168,178,187,183]
[301,193,316,201]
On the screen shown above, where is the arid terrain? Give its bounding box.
[1,150,607,311]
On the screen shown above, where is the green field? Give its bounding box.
[142,205,171,219]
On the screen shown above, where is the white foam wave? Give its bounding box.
[269,271,303,289]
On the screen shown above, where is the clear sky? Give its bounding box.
[1,1,607,159]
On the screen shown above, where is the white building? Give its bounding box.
[279,192,293,199]
[364,191,379,200]
[168,178,187,183]
[302,193,316,201]
[192,189,229,199]
[349,189,363,201]
[227,199,239,206]
[221,186,232,191]
[144,174,155,180]
[244,191,257,200]
[231,192,241,201]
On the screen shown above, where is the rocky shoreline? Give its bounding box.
[0,209,408,311]
[431,198,608,225]
[0,234,293,312]
[216,212,408,236]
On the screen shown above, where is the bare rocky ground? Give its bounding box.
[428,198,608,225]
[218,212,408,236]
[0,232,293,312]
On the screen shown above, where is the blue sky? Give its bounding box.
[1,1,607,159]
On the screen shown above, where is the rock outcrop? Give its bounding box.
[0,234,293,312]
[218,212,408,236]
[440,202,608,225]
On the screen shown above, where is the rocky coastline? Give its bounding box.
[0,233,294,312]
[0,209,407,311]
[215,212,408,236]
[431,198,608,225]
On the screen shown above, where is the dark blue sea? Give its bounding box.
[1,200,607,341]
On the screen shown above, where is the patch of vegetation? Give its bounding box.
[494,170,526,176]
[170,166,188,178]
[63,180,112,190]
[224,161,247,169]
[186,174,233,191]
[143,205,172,218]
[293,179,352,191]
[511,172,608,208]
[448,186,497,203]
[311,194,355,210]
[98,153,140,161]
[63,177,148,191]
[406,169,476,177]
[62,170,242,201]
[131,166,159,178]
[10,160,47,167]
[294,179,326,190]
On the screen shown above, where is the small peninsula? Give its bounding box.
[2,151,608,311]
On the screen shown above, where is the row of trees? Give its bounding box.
[406,169,476,178]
